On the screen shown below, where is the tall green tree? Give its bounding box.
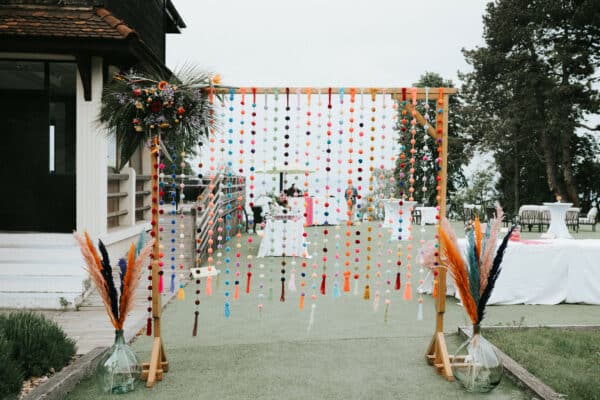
[462,0,600,210]
[392,72,471,214]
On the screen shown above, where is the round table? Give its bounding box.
[542,202,573,239]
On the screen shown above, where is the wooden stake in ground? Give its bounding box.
[141,135,169,387]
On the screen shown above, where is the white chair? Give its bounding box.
[579,208,598,231]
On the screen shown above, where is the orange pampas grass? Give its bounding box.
[117,240,153,329]
[439,228,478,325]
[74,231,154,330]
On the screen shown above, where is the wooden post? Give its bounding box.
[141,135,169,387]
[423,92,453,381]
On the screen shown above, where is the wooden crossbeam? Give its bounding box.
[209,86,457,99]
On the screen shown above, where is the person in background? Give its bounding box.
[344,182,358,224]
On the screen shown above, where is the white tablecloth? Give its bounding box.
[422,239,600,305]
[416,207,438,225]
[257,216,309,257]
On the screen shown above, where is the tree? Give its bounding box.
[462,0,600,210]
[392,72,471,214]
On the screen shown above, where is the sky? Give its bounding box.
[166,0,488,87]
[164,0,493,204]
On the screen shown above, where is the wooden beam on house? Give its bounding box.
[76,55,92,102]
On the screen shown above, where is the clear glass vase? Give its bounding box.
[97,330,140,394]
[452,325,503,393]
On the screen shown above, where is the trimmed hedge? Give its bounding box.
[0,311,76,378]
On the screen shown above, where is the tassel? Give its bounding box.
[353,279,359,296]
[395,272,401,290]
[224,302,230,318]
[146,317,152,336]
[363,284,370,300]
[432,279,438,298]
[234,284,239,300]
[343,270,351,292]
[320,274,326,295]
[288,269,297,292]
[192,311,199,336]
[246,271,252,294]
[403,281,412,300]
[159,274,164,293]
[280,281,285,302]
[206,276,212,297]
[307,303,316,332]
[215,272,220,290]
[177,286,185,300]
[417,300,423,321]
[268,287,273,301]
[332,282,341,299]
[384,301,389,324]
[373,291,380,311]
[299,294,305,310]
[170,274,175,293]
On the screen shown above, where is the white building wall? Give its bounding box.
[76,56,107,238]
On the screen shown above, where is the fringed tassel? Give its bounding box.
[384,301,389,324]
[373,291,380,311]
[146,317,152,336]
[432,279,438,298]
[280,281,285,302]
[320,274,326,295]
[288,269,297,292]
[353,279,359,296]
[307,303,316,332]
[299,294,305,310]
[363,284,370,300]
[246,271,252,294]
[192,311,199,336]
[159,274,164,293]
[177,286,185,300]
[395,272,401,290]
[403,281,412,300]
[268,287,273,301]
[417,300,423,321]
[224,302,230,318]
[205,276,212,297]
[170,274,175,293]
[332,282,341,299]
[234,283,239,300]
[343,271,351,292]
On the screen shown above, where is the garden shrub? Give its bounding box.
[0,334,24,399]
[0,311,76,378]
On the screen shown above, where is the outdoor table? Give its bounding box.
[257,215,309,257]
[383,199,416,240]
[542,202,573,239]
[421,238,600,305]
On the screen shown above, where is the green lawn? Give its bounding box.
[486,327,600,400]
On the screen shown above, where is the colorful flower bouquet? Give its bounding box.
[99,68,218,170]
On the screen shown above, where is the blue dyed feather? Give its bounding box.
[466,230,480,306]
[118,257,127,296]
[134,229,146,258]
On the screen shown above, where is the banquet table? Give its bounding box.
[257,215,309,257]
[416,206,438,225]
[421,238,600,304]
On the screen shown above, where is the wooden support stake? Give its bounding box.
[141,135,169,388]
[409,92,453,381]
